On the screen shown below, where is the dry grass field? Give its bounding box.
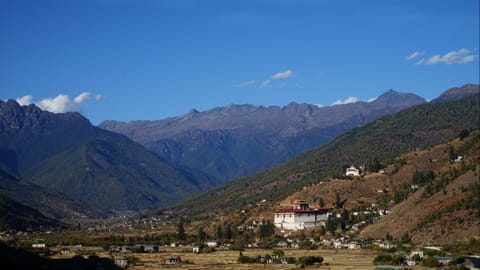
[50,246,433,270]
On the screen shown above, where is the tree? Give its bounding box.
[401,232,411,244]
[448,146,456,161]
[177,222,186,241]
[224,225,233,240]
[459,129,469,140]
[319,225,326,236]
[298,256,323,267]
[198,227,207,242]
[335,193,342,209]
[326,216,337,236]
[215,225,223,240]
[319,197,325,208]
[272,249,284,256]
[421,257,438,267]
[258,221,275,239]
[373,254,392,264]
[391,254,404,265]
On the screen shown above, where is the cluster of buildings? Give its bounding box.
[273,200,329,231]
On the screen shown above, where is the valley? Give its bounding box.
[0,86,479,270]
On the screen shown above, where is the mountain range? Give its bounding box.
[163,92,480,218]
[0,84,477,222]
[0,100,220,217]
[100,89,428,182]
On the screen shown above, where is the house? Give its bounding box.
[192,246,202,253]
[345,165,360,176]
[406,259,416,266]
[141,245,159,253]
[114,257,128,268]
[410,248,424,259]
[110,246,131,253]
[348,242,362,250]
[165,257,181,265]
[434,256,453,266]
[32,243,47,248]
[206,240,219,248]
[274,200,329,230]
[60,248,71,254]
[378,241,396,249]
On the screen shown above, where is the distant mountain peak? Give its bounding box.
[430,83,479,103]
[372,89,426,108]
[187,108,199,114]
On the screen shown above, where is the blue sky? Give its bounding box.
[1,0,479,124]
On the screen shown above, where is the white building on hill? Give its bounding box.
[345,165,360,176]
[274,200,329,231]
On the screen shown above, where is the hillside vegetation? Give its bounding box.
[0,100,219,217]
[101,89,426,182]
[0,193,65,231]
[162,94,480,217]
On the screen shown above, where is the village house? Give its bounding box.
[138,244,159,253]
[410,248,424,259]
[345,165,360,176]
[206,240,219,248]
[378,241,397,249]
[348,242,362,250]
[192,246,202,254]
[60,248,70,254]
[165,257,181,265]
[114,257,128,268]
[274,200,329,230]
[434,256,453,266]
[32,242,47,248]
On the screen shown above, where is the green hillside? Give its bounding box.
[0,193,65,231]
[164,94,480,217]
[24,130,220,211]
[0,100,220,215]
[0,169,103,219]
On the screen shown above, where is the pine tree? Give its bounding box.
[177,222,186,241]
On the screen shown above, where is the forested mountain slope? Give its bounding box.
[162,94,480,217]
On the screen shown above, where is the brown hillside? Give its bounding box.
[272,130,479,245]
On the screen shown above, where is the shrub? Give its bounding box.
[373,254,392,264]
[421,257,438,267]
[298,256,323,266]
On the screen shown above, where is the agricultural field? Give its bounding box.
[48,246,433,269]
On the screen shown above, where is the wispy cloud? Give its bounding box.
[259,69,294,88]
[271,70,293,80]
[332,96,360,106]
[233,80,256,88]
[15,92,103,113]
[414,48,476,65]
[260,79,272,88]
[405,51,424,60]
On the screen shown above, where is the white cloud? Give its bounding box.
[332,96,360,106]
[271,69,293,80]
[405,51,424,60]
[16,95,33,106]
[314,104,325,108]
[233,80,256,88]
[36,94,71,113]
[260,79,271,88]
[73,92,92,104]
[258,69,294,88]
[415,48,476,65]
[367,97,377,103]
[15,92,102,113]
